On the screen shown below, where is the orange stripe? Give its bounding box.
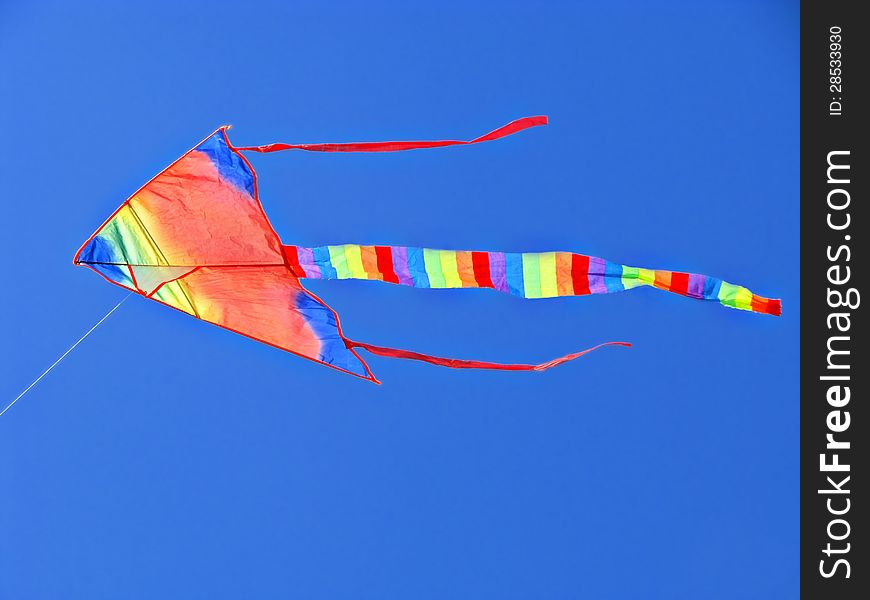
[556,252,574,296]
[455,251,477,287]
[751,294,768,314]
[654,270,672,291]
[360,245,382,280]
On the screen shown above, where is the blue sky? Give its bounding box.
[0,1,798,597]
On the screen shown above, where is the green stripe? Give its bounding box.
[522,253,542,298]
[621,266,644,289]
[328,245,351,279]
[424,248,446,288]
[717,281,741,308]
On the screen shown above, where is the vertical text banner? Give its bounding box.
[802,0,866,596]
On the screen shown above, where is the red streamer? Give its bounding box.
[234,116,548,154]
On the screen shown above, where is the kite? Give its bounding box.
[73,117,780,383]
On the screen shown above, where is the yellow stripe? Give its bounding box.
[343,244,367,279]
[123,203,166,264]
[153,280,196,316]
[539,252,558,298]
[111,206,163,265]
[734,286,753,311]
[638,268,656,286]
[439,250,462,288]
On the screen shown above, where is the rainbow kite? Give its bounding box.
[74,117,780,382]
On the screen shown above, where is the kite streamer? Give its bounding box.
[74,117,779,382]
[284,244,781,315]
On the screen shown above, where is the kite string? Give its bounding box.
[0,292,132,418]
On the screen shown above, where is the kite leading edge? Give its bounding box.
[73,117,779,382]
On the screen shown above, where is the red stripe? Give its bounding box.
[571,254,590,295]
[375,246,400,284]
[751,295,782,316]
[767,298,783,316]
[670,272,690,296]
[235,116,548,154]
[471,251,494,288]
[281,245,305,277]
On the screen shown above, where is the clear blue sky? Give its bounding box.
[0,1,798,597]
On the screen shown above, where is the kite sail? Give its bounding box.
[74,117,780,382]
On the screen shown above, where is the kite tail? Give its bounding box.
[283,245,782,316]
[346,340,631,373]
[232,116,547,153]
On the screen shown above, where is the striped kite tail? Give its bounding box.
[283,245,781,316]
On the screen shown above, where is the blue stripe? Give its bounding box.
[312,246,338,279]
[406,247,430,287]
[93,263,133,287]
[704,277,722,301]
[79,236,133,287]
[294,292,368,377]
[603,261,625,293]
[505,253,525,296]
[194,131,255,197]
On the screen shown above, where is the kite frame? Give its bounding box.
[73,126,381,383]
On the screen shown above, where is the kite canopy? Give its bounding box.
[75,127,377,379]
[75,118,779,382]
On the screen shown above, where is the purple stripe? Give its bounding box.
[489,252,508,293]
[588,256,608,294]
[687,274,707,299]
[392,246,414,286]
[296,247,322,279]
